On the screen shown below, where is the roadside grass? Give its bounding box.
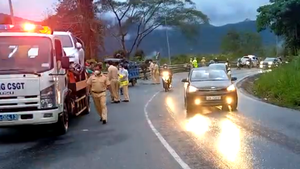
[253,57,300,109]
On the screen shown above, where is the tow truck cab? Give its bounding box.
[0,24,89,135]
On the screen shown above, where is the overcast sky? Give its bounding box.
[0,0,270,26]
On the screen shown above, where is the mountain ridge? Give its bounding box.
[0,13,276,57]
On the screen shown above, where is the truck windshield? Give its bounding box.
[0,36,52,73]
[56,35,73,47]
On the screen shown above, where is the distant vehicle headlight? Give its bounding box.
[268,62,273,64]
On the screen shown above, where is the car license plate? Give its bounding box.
[0,114,19,121]
[206,96,221,100]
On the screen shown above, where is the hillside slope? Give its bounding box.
[105,19,276,56]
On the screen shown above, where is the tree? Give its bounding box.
[0,15,12,24]
[96,0,209,56]
[256,0,300,55]
[220,29,241,55]
[43,0,104,59]
[134,49,145,61]
[220,29,263,57]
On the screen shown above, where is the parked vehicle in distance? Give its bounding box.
[259,57,281,69]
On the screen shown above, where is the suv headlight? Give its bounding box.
[40,85,57,109]
[227,84,235,91]
[188,86,198,92]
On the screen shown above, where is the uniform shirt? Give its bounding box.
[87,73,110,93]
[108,65,119,80]
[149,62,154,72]
[153,64,159,74]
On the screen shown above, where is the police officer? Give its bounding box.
[201,57,206,67]
[107,61,120,103]
[153,61,160,84]
[192,57,198,68]
[119,64,130,102]
[87,63,110,124]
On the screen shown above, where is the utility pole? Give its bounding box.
[164,14,171,65]
[8,0,14,24]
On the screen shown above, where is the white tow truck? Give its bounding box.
[0,23,90,135]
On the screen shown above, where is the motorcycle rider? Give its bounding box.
[161,64,172,87]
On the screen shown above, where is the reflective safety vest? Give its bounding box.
[192,59,198,68]
[119,74,129,87]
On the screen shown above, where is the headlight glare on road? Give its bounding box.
[227,84,235,92]
[188,86,198,92]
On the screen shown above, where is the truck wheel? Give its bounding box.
[55,102,69,135]
[131,79,136,86]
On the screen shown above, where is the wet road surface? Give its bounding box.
[1,68,300,169]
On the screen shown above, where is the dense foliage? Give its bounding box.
[254,57,300,108]
[220,29,263,58]
[257,0,300,55]
[252,0,300,109]
[43,0,104,59]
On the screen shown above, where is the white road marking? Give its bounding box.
[144,92,191,169]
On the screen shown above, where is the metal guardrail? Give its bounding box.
[104,61,238,78]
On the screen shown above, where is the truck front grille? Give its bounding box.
[0,95,39,112]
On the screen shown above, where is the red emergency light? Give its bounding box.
[0,23,53,34]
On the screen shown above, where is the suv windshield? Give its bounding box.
[56,35,73,48]
[191,69,229,81]
[0,36,52,73]
[208,64,226,71]
[265,58,275,61]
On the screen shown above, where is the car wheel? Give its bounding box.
[222,104,230,111]
[230,102,238,111]
[186,104,194,118]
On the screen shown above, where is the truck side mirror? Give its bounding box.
[55,39,63,61]
[76,42,82,49]
[61,57,70,69]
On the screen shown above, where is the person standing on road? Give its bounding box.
[201,57,206,67]
[118,64,130,102]
[87,63,109,124]
[153,61,160,84]
[149,61,155,83]
[108,61,120,103]
[192,57,198,68]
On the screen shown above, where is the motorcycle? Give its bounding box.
[162,71,171,92]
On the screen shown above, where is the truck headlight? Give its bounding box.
[40,85,57,108]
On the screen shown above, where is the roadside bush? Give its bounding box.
[253,56,300,108]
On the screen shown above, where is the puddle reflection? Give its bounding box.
[217,119,241,162]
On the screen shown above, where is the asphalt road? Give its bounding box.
[0,68,300,169]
